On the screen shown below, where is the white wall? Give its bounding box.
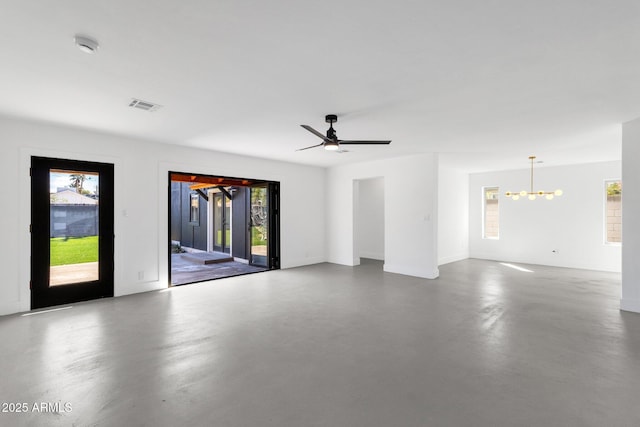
[469,161,621,272]
[326,153,439,279]
[356,177,384,260]
[438,168,469,265]
[622,118,640,313]
[0,115,326,315]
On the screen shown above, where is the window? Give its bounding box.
[483,187,499,239]
[605,180,622,244]
[190,193,199,223]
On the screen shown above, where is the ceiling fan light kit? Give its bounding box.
[297,114,391,152]
[324,140,340,151]
[504,156,563,201]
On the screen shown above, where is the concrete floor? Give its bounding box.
[0,259,639,426]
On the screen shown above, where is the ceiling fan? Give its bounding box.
[297,114,391,152]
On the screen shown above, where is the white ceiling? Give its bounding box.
[1,0,637,172]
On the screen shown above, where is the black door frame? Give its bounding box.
[248,183,280,269]
[268,182,280,269]
[31,156,114,309]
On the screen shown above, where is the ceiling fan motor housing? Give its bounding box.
[325,114,338,124]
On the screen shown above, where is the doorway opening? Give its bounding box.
[169,172,280,285]
[354,177,385,267]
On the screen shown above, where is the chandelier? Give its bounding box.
[505,156,563,200]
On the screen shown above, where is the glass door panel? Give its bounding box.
[250,186,268,267]
[224,196,231,254]
[213,193,223,252]
[49,170,100,286]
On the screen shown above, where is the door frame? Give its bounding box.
[248,182,280,269]
[212,192,231,254]
[168,171,280,286]
[31,156,115,309]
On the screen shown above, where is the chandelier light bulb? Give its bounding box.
[528,194,536,200]
[554,189,563,196]
[546,194,554,200]
[520,190,527,197]
[512,195,520,200]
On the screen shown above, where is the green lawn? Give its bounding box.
[251,226,267,246]
[50,236,99,266]
[216,230,232,246]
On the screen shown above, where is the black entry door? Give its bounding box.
[31,157,114,309]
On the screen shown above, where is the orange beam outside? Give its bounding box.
[170,172,254,187]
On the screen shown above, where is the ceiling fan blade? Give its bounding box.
[295,143,324,151]
[338,140,392,145]
[300,125,328,140]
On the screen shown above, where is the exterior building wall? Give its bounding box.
[607,196,622,243]
[50,205,99,238]
[485,199,499,238]
[171,182,208,251]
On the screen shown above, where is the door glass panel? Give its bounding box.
[224,196,231,253]
[250,187,268,267]
[214,194,223,249]
[49,169,100,286]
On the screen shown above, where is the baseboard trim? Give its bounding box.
[383,263,439,279]
[282,257,326,269]
[116,280,165,297]
[438,253,469,266]
[359,251,384,261]
[620,298,640,313]
[0,300,23,317]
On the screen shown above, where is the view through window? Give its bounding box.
[49,170,100,285]
[483,187,499,239]
[605,180,622,244]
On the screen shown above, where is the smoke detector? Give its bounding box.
[74,35,99,54]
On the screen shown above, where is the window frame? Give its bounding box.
[189,193,200,224]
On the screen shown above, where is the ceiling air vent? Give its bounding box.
[128,98,162,112]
